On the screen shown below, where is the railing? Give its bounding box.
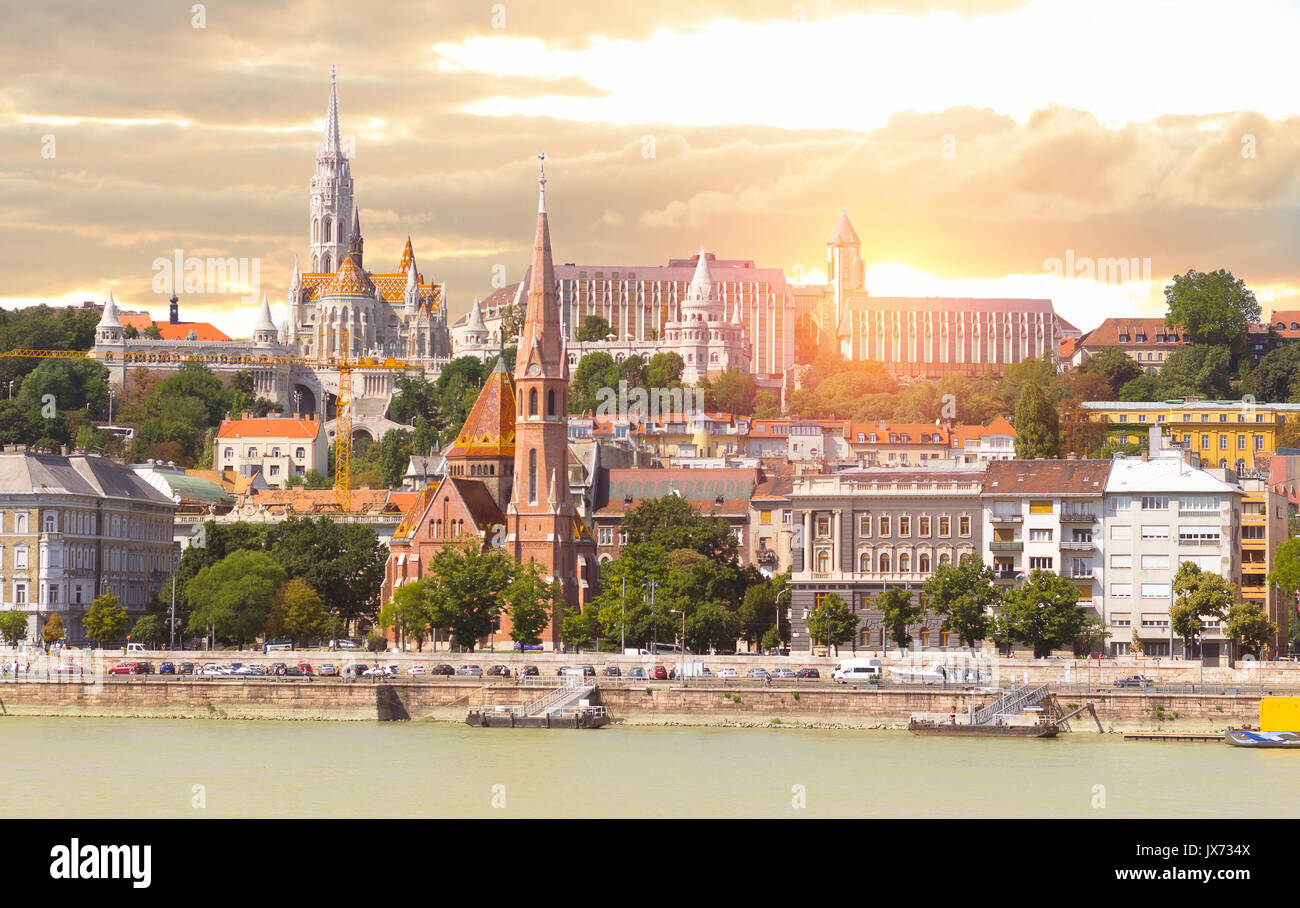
[972,683,1050,725]
[552,705,608,719]
[1059,512,1097,523]
[989,514,1022,523]
[989,541,1023,552]
[1061,541,1095,551]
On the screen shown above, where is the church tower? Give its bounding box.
[508,155,594,635]
[826,209,864,354]
[309,65,353,274]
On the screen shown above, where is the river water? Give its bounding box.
[2,717,1292,818]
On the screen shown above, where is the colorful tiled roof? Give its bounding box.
[446,358,516,459]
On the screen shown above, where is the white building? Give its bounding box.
[216,416,329,487]
[1100,428,1243,660]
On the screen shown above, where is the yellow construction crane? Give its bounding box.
[0,344,423,512]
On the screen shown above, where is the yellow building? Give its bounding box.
[1080,401,1300,470]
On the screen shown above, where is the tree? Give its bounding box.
[266,578,331,646]
[560,606,601,651]
[303,469,330,489]
[185,550,287,646]
[82,592,128,647]
[1170,561,1235,655]
[1163,268,1260,347]
[806,593,856,655]
[647,352,685,388]
[1268,538,1300,606]
[268,517,388,628]
[591,543,671,648]
[1157,344,1232,399]
[1239,343,1300,403]
[1079,348,1144,394]
[379,580,433,652]
[685,601,744,653]
[1119,374,1162,401]
[998,569,1086,657]
[130,614,167,647]
[42,613,64,646]
[1013,382,1060,459]
[419,541,518,651]
[0,611,27,647]
[507,560,560,647]
[737,571,789,650]
[576,314,613,342]
[702,367,757,416]
[1226,601,1277,658]
[1073,614,1110,656]
[378,428,413,489]
[570,352,619,415]
[877,588,923,651]
[619,495,738,562]
[923,557,998,648]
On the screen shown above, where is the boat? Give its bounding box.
[888,661,990,685]
[1224,729,1300,748]
[908,717,1059,738]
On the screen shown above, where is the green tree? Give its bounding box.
[807,592,857,655]
[922,557,998,648]
[576,314,613,342]
[1170,561,1235,655]
[0,611,27,647]
[303,469,330,489]
[82,592,128,647]
[507,560,560,647]
[1226,601,1277,658]
[266,578,332,646]
[1073,614,1111,656]
[685,601,743,653]
[1013,382,1060,459]
[1163,268,1260,347]
[42,612,64,646]
[1118,373,1162,402]
[379,580,433,652]
[647,352,685,388]
[878,587,923,651]
[1157,344,1233,399]
[185,550,287,646]
[619,495,738,562]
[419,541,518,651]
[737,571,790,650]
[999,569,1086,657]
[1239,343,1300,403]
[268,517,388,628]
[560,606,601,650]
[1268,538,1300,606]
[570,352,619,415]
[378,428,413,489]
[1079,348,1144,395]
[701,367,757,416]
[130,614,167,647]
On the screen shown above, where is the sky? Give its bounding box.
[2,0,1299,339]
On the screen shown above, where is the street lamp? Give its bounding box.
[670,609,686,686]
[620,576,627,655]
[643,578,658,659]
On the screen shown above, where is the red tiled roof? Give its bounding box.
[848,423,951,445]
[1080,317,1185,347]
[1268,310,1300,339]
[217,417,322,440]
[981,459,1110,494]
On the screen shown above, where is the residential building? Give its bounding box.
[749,473,795,577]
[1080,400,1300,470]
[950,416,1017,463]
[847,422,951,468]
[0,447,177,645]
[1075,318,1189,373]
[788,469,985,652]
[980,460,1110,623]
[216,416,329,487]
[1100,428,1243,661]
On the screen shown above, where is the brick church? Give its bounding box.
[382,160,599,649]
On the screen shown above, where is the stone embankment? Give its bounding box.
[0,677,1266,733]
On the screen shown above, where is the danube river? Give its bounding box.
[3,717,1293,818]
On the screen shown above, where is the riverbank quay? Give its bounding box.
[0,677,1264,732]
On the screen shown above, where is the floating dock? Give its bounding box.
[466,678,610,729]
[908,684,1101,738]
[1123,732,1222,743]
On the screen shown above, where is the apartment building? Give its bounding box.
[1081,400,1300,470]
[1100,429,1243,661]
[216,416,329,487]
[846,423,951,468]
[749,473,794,577]
[950,417,1017,464]
[1075,318,1189,373]
[980,460,1111,620]
[788,469,984,652]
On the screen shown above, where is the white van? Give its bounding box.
[126,642,145,653]
[832,658,882,682]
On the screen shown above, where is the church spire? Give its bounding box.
[517,152,564,380]
[321,64,341,154]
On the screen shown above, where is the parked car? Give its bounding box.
[433,664,455,676]
[796,668,821,679]
[771,668,796,679]
[362,666,388,678]
[602,665,621,677]
[297,663,313,675]
[108,662,145,675]
[457,665,484,677]
[179,662,196,675]
[718,667,739,679]
[331,639,361,650]
[582,665,596,677]
[158,662,176,675]
[317,663,339,677]
[558,666,585,679]
[235,665,266,676]
[408,664,427,676]
[1113,675,1154,688]
[650,665,668,680]
[283,666,309,678]
[53,664,87,675]
[200,664,228,676]
[486,665,512,678]
[522,665,539,677]
[626,666,647,679]
[270,662,289,676]
[746,667,770,680]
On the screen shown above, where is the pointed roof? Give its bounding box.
[326,253,373,295]
[447,357,517,459]
[688,248,713,301]
[466,297,486,332]
[98,290,121,328]
[827,209,860,245]
[516,153,564,380]
[398,236,417,276]
[321,64,341,154]
[253,294,277,333]
[290,255,301,291]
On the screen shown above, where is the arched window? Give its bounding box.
[879,553,890,573]
[529,388,538,416]
[296,448,305,459]
[816,551,830,572]
[324,218,332,243]
[919,553,931,573]
[859,552,870,572]
[899,553,911,573]
[547,389,556,417]
[529,449,537,502]
[271,447,281,457]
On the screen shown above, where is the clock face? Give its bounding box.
[528,363,541,376]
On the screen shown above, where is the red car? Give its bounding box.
[650,665,668,680]
[297,663,313,675]
[109,662,147,675]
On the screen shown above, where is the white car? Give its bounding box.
[200,664,228,676]
[718,667,739,679]
[408,664,426,676]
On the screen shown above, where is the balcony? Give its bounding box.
[1069,570,1094,579]
[1178,537,1222,547]
[1059,512,1097,524]
[1060,541,1095,551]
[993,570,1020,583]
[989,514,1022,524]
[989,541,1023,552]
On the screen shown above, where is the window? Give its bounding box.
[529,388,538,416]
[817,516,831,537]
[859,515,871,536]
[1140,525,1169,539]
[816,552,830,572]
[296,448,306,459]
[15,545,28,569]
[1237,435,1246,450]
[938,516,951,537]
[1179,526,1221,544]
[547,389,556,417]
[1110,583,1132,598]
[1201,434,1209,447]
[270,465,280,477]
[1029,556,1053,570]
[44,513,57,532]
[879,553,891,572]
[271,447,281,457]
[1255,435,1265,450]
[899,553,911,572]
[1111,554,1132,568]
[1029,500,1052,515]
[528,449,537,502]
[919,553,931,573]
[1141,554,1169,570]
[939,553,951,566]
[899,516,911,537]
[859,552,871,572]
[1180,495,1216,512]
[248,447,258,458]
[1029,528,1053,542]
[760,510,772,525]
[1108,497,1131,513]
[224,448,234,458]
[1111,525,1132,540]
[919,516,931,536]
[878,516,891,536]
[15,582,26,604]
[15,513,26,533]
[1140,496,1168,510]
[959,516,971,536]
[1141,583,1171,598]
